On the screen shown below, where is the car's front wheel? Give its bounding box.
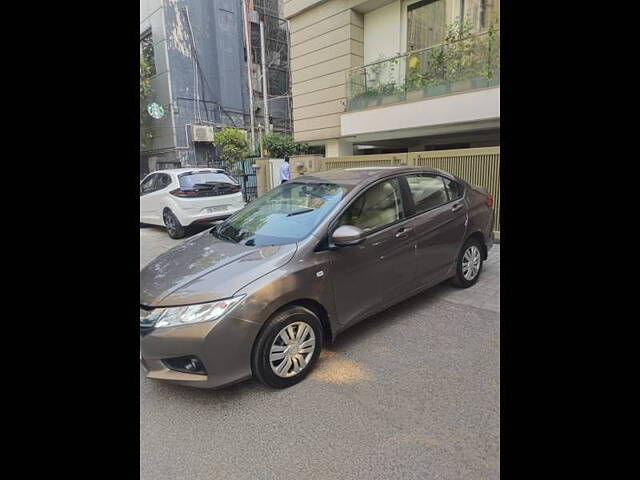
[451,237,484,288]
[251,306,323,389]
[163,209,186,239]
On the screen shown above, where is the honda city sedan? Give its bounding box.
[140,167,494,389]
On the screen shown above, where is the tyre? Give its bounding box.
[451,237,484,288]
[163,209,186,239]
[251,306,323,389]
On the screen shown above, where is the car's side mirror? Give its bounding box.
[331,225,365,247]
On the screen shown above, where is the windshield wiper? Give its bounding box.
[211,224,235,243]
[286,208,315,217]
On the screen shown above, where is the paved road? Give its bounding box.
[140,225,500,480]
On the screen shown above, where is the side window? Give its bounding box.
[405,174,449,213]
[140,174,157,195]
[156,174,172,190]
[443,177,464,201]
[338,178,404,232]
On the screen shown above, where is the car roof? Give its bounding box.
[294,166,454,186]
[149,167,228,175]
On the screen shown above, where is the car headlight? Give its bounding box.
[140,295,245,329]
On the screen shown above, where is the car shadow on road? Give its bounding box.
[328,281,454,353]
[142,279,463,402]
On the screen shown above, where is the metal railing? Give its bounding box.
[346,29,500,111]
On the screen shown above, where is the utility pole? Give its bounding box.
[259,18,270,136]
[241,0,257,153]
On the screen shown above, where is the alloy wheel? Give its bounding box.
[269,322,316,378]
[164,213,176,235]
[462,245,481,281]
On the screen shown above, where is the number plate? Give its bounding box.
[206,205,228,213]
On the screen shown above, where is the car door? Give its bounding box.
[328,177,417,328]
[401,173,468,287]
[140,173,158,224]
[145,173,173,224]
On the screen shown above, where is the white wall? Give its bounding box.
[325,139,353,157]
[268,159,285,188]
[363,1,402,64]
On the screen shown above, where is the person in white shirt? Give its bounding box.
[280,157,290,184]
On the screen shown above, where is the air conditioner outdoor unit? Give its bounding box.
[191,125,214,142]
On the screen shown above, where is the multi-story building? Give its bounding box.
[140,0,292,175]
[284,0,499,157]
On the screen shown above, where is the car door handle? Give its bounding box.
[395,227,413,238]
[451,203,463,212]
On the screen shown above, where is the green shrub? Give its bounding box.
[263,133,307,158]
[215,128,250,173]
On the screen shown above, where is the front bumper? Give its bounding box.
[140,309,262,389]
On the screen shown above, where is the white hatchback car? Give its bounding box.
[140,168,246,238]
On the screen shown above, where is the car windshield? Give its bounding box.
[179,171,236,188]
[214,182,349,246]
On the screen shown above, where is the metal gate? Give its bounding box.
[236,159,258,203]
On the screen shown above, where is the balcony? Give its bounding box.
[346,30,500,112]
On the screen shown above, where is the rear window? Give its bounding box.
[178,171,236,189]
[405,174,449,213]
[443,177,464,200]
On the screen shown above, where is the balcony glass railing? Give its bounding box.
[346,29,499,111]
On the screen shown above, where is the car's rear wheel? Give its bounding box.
[451,237,484,288]
[251,306,322,389]
[163,209,186,239]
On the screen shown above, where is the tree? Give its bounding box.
[215,128,250,174]
[263,133,308,158]
[140,54,153,150]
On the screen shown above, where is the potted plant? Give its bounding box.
[361,88,382,108]
[406,46,451,100]
[424,45,450,97]
[477,21,500,88]
[405,53,426,101]
[379,82,404,105]
[348,92,367,110]
[443,17,483,93]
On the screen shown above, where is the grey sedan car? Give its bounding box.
[140,167,494,389]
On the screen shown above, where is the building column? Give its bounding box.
[254,157,271,197]
[325,139,353,157]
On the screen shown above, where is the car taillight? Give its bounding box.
[170,189,198,197]
[485,193,494,208]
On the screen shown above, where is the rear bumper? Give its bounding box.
[174,205,244,227]
[140,309,262,389]
[486,231,494,253]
